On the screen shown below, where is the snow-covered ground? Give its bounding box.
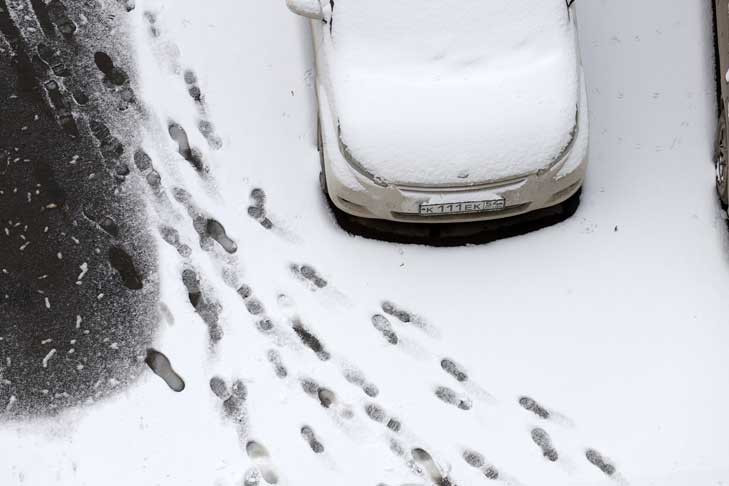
[3,1,729,486]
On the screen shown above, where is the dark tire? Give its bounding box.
[715,108,728,206]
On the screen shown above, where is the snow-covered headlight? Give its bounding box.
[337,123,389,188]
[553,107,580,165]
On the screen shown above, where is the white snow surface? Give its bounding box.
[327,0,579,184]
[3,1,729,486]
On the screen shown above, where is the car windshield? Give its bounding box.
[331,0,571,74]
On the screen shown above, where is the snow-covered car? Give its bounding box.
[714,0,729,206]
[287,0,589,222]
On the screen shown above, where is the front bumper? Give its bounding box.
[325,155,586,223]
[320,79,589,224]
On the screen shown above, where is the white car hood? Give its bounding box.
[325,0,580,186]
[334,54,579,186]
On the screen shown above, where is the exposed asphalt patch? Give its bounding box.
[0,0,158,418]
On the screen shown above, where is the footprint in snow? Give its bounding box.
[518,395,573,426]
[243,468,262,486]
[237,283,252,300]
[381,300,438,337]
[301,377,321,397]
[531,428,558,462]
[168,121,205,172]
[300,377,353,419]
[224,379,248,422]
[159,225,192,257]
[209,375,229,399]
[246,307,277,336]
[246,297,265,316]
[300,425,325,453]
[289,263,328,289]
[210,376,248,432]
[371,314,398,345]
[94,51,128,86]
[182,267,202,307]
[434,386,472,411]
[143,11,160,38]
[368,312,430,360]
[292,318,330,361]
[172,188,219,252]
[47,0,77,36]
[181,69,224,149]
[585,448,617,476]
[182,68,203,103]
[462,449,499,480]
[412,448,456,486]
[343,367,379,397]
[440,357,494,402]
[518,396,550,419]
[236,284,274,332]
[246,440,279,484]
[440,358,468,382]
[317,387,337,408]
[364,403,402,433]
[197,118,223,149]
[108,245,143,289]
[144,162,162,190]
[181,267,223,344]
[145,348,185,391]
[205,218,237,253]
[385,440,430,480]
[117,0,135,12]
[266,349,287,378]
[247,188,273,229]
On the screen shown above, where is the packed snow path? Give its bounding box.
[2,1,729,486]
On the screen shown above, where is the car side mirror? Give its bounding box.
[286,0,324,20]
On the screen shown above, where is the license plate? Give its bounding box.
[419,199,505,216]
